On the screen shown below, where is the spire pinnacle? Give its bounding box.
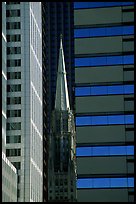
[55,36,70,111]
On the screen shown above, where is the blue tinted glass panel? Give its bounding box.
[92,146,109,156]
[77,178,92,188]
[76,146,134,157]
[75,85,134,96]
[76,116,90,126]
[108,85,124,94]
[91,116,108,125]
[93,178,110,188]
[76,147,91,157]
[109,146,126,155]
[125,115,134,124]
[74,26,134,38]
[123,55,134,64]
[76,115,134,126]
[75,55,134,67]
[77,177,134,188]
[128,178,134,187]
[124,85,134,94]
[91,86,108,95]
[126,146,134,155]
[108,115,125,124]
[75,87,90,96]
[111,178,127,187]
[74,2,134,9]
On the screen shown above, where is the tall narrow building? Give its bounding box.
[5,2,43,202]
[48,37,77,202]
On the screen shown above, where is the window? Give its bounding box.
[7,72,21,79]
[75,85,134,96]
[6,148,21,156]
[6,10,20,17]
[76,114,134,126]
[74,26,134,38]
[12,162,21,170]
[7,122,21,130]
[7,34,21,42]
[77,177,134,188]
[7,84,21,92]
[74,2,134,9]
[6,22,20,29]
[6,135,21,143]
[6,2,20,4]
[75,55,134,67]
[7,97,21,105]
[7,110,21,117]
[7,59,21,67]
[7,47,21,55]
[76,145,134,157]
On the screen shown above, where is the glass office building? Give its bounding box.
[5,2,43,202]
[74,2,134,202]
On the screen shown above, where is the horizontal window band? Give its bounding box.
[74,2,134,9]
[75,84,134,97]
[122,8,134,12]
[77,174,134,179]
[77,177,134,188]
[74,26,134,38]
[75,55,134,67]
[76,145,134,157]
[76,114,134,126]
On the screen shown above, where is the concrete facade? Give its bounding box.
[5,2,43,202]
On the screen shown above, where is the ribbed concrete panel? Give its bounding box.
[75,36,122,55]
[75,66,123,84]
[77,189,128,202]
[74,7,122,26]
[76,95,124,113]
[77,156,127,175]
[76,125,125,144]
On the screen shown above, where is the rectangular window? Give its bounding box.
[12,162,21,170]
[7,34,21,42]
[75,85,134,96]
[6,2,20,4]
[75,55,134,67]
[7,84,21,92]
[7,47,21,55]
[77,177,134,188]
[7,59,21,67]
[74,2,134,9]
[6,148,21,157]
[76,145,134,157]
[7,110,21,117]
[6,22,20,29]
[76,114,134,126]
[6,10,20,17]
[74,26,134,38]
[6,135,21,143]
[7,97,21,105]
[7,72,21,79]
[7,122,21,130]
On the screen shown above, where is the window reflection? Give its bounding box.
[75,55,134,67]
[77,177,134,188]
[76,114,134,126]
[76,145,134,157]
[75,85,134,96]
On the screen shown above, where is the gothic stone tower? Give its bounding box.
[48,36,77,202]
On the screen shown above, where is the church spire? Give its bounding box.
[55,35,70,111]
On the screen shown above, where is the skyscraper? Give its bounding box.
[2,2,17,202]
[5,2,43,202]
[48,36,77,202]
[74,2,134,202]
